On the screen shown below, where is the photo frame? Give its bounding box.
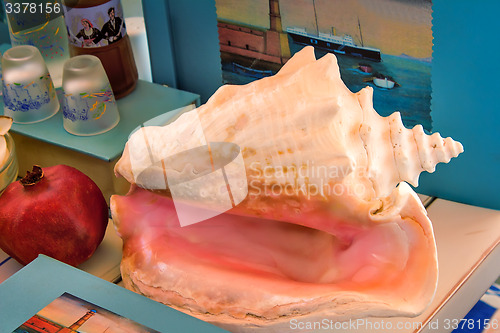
[0,255,227,332]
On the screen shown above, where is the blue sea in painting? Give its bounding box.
[338,52,432,132]
[222,43,432,132]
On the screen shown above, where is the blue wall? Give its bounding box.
[417,0,500,210]
[143,0,222,104]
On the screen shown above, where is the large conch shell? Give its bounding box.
[111,46,463,332]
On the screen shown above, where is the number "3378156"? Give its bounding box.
[5,2,61,14]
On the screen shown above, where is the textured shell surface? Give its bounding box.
[111,46,463,332]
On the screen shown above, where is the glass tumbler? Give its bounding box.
[0,132,18,193]
[2,45,60,124]
[61,55,120,136]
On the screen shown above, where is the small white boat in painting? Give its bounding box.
[373,74,396,89]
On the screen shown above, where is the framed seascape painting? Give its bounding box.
[215,0,433,132]
[0,255,226,332]
[13,293,161,333]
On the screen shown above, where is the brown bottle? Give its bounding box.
[62,0,138,99]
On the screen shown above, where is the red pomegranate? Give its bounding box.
[0,165,108,266]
